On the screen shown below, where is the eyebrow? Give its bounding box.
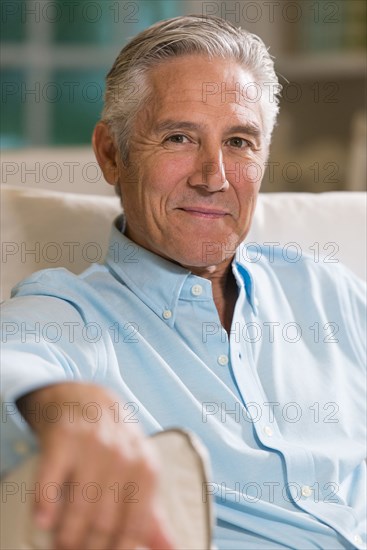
[153,120,202,134]
[226,124,262,140]
[153,120,262,142]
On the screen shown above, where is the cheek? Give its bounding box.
[244,162,264,186]
[237,153,265,187]
[121,158,191,225]
[160,154,193,177]
[226,154,265,189]
[141,156,192,197]
[234,162,263,226]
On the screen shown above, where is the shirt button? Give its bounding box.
[353,534,363,545]
[263,425,273,437]
[217,354,229,366]
[14,441,30,455]
[162,309,172,319]
[301,485,312,498]
[191,284,203,296]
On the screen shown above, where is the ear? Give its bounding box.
[92,121,119,186]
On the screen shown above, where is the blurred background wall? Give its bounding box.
[1,0,366,192]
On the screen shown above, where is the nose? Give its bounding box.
[188,146,229,192]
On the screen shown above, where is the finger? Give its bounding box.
[115,512,176,550]
[149,523,177,550]
[112,459,175,550]
[147,505,177,550]
[83,467,130,550]
[34,433,73,531]
[54,433,127,550]
[111,457,156,549]
[85,530,115,550]
[53,462,103,549]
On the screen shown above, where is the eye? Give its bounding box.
[165,134,190,144]
[227,137,252,149]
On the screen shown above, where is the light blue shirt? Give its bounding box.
[1,215,366,549]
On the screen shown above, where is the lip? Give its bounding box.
[178,207,229,219]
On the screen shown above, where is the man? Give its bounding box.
[1,15,366,550]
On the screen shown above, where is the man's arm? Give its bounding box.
[1,289,175,550]
[16,381,175,550]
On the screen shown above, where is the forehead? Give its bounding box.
[142,55,263,130]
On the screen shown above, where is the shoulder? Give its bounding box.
[2,265,110,322]
[237,241,366,320]
[9,264,107,299]
[238,241,365,288]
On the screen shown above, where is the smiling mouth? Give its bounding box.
[178,207,229,219]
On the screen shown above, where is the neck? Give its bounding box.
[187,259,238,334]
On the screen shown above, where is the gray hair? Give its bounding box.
[102,14,281,163]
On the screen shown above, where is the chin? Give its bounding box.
[170,242,236,269]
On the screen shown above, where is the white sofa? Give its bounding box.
[1,178,366,302]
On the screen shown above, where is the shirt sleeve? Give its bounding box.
[1,292,100,477]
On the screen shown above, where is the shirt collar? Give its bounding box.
[104,215,258,319]
[232,255,258,314]
[105,216,191,323]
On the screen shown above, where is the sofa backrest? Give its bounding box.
[1,185,365,301]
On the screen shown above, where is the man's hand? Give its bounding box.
[17,382,175,550]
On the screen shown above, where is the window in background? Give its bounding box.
[0,0,186,149]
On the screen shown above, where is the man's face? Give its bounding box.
[117,55,268,269]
